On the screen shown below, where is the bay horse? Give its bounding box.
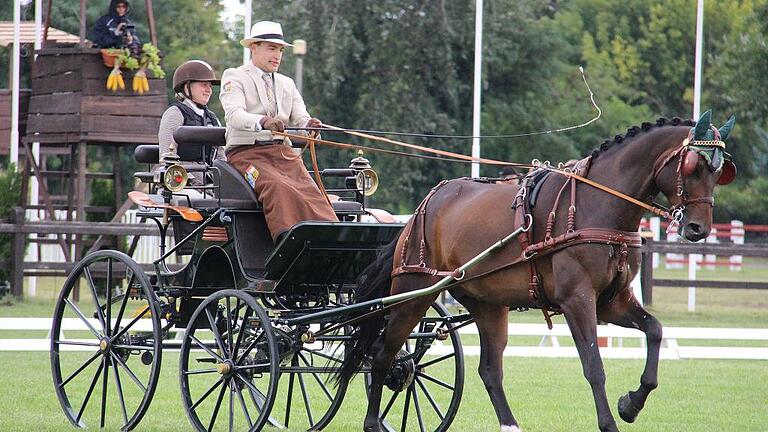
[337,113,736,432]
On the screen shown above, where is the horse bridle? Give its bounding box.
[651,126,736,223]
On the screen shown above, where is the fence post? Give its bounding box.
[641,237,654,305]
[704,228,718,270]
[730,220,744,271]
[10,207,25,298]
[650,217,660,269]
[687,253,700,312]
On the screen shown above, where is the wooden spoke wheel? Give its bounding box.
[269,323,351,431]
[366,302,465,432]
[50,250,162,431]
[179,289,279,432]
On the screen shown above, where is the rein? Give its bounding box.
[306,133,333,207]
[279,127,684,222]
[546,164,673,220]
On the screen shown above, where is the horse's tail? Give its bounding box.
[335,237,398,386]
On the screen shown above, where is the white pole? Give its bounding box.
[729,220,744,271]
[692,0,704,119]
[687,254,699,312]
[650,217,660,268]
[28,0,43,298]
[34,0,42,55]
[33,0,42,209]
[243,0,252,65]
[470,0,483,178]
[10,0,22,168]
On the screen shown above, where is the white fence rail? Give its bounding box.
[3,318,766,360]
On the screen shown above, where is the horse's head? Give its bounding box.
[654,111,737,242]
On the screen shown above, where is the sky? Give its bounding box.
[222,0,246,24]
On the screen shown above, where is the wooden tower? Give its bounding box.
[20,0,165,262]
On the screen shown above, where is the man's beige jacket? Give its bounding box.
[219,62,311,152]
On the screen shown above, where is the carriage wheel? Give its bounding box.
[50,250,162,431]
[366,302,465,432]
[269,324,351,431]
[179,289,279,432]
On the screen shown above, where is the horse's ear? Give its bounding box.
[693,110,712,139]
[719,115,736,141]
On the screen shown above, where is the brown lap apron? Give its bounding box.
[227,144,338,240]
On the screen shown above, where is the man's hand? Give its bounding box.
[115,22,126,35]
[260,116,285,132]
[306,118,322,129]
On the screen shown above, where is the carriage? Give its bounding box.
[49,111,737,432]
[49,126,467,432]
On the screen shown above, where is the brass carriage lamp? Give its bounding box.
[350,150,379,197]
[163,164,189,192]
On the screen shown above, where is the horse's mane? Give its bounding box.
[590,117,695,159]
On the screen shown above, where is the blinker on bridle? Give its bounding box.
[680,127,737,185]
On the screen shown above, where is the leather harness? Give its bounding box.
[392,159,643,328]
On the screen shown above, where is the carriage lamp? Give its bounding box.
[350,150,379,196]
[163,164,188,192]
[355,169,379,196]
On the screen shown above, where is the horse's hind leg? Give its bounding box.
[598,288,663,424]
[364,295,436,432]
[460,297,521,431]
[559,289,619,432]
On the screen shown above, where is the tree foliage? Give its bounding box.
[1,0,766,221]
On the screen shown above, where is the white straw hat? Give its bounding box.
[240,21,293,48]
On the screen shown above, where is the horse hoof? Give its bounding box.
[618,393,640,423]
[363,421,385,432]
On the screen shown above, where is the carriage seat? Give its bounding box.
[137,126,364,213]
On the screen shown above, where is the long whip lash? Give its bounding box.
[288,66,601,141]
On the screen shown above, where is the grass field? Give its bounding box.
[0,258,766,431]
[0,352,766,431]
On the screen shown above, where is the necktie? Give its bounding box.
[262,74,277,117]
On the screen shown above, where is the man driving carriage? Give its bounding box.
[220,20,337,242]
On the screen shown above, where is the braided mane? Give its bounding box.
[590,117,695,159]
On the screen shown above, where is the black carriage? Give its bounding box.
[49,127,465,432]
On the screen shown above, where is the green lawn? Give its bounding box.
[0,352,765,431]
[1,260,766,431]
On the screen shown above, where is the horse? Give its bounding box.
[336,112,737,432]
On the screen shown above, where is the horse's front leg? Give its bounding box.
[598,288,663,423]
[560,290,619,432]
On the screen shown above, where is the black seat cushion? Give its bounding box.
[135,145,159,164]
[173,126,226,147]
[331,200,363,213]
